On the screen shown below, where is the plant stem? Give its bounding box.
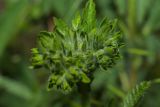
[128,0,137,39]
[127,0,137,88]
[77,82,91,107]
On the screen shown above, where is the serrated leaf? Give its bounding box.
[62,79,72,92]
[100,17,109,27]
[47,74,58,90]
[81,0,96,32]
[123,81,151,107]
[72,12,81,31]
[38,31,54,51]
[99,18,118,38]
[31,54,44,68]
[54,17,69,37]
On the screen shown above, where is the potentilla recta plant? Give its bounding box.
[30,0,160,107]
[30,0,123,93]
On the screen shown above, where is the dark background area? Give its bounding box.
[0,0,160,107]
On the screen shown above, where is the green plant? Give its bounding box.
[122,81,151,107]
[30,0,123,93]
[29,0,160,107]
[1,0,160,107]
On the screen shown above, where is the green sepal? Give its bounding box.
[72,12,81,31]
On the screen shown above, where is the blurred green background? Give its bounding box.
[0,0,160,107]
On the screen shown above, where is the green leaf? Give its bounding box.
[80,72,91,83]
[123,81,151,107]
[72,12,81,31]
[54,17,69,37]
[81,0,96,32]
[31,48,44,68]
[31,48,39,54]
[127,48,150,56]
[69,67,79,77]
[38,31,54,51]
[47,74,59,90]
[64,0,83,22]
[0,75,32,100]
[47,74,72,93]
[62,79,72,92]
[99,18,119,39]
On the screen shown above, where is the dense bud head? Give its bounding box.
[31,0,123,93]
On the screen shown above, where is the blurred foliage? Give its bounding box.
[0,0,160,107]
